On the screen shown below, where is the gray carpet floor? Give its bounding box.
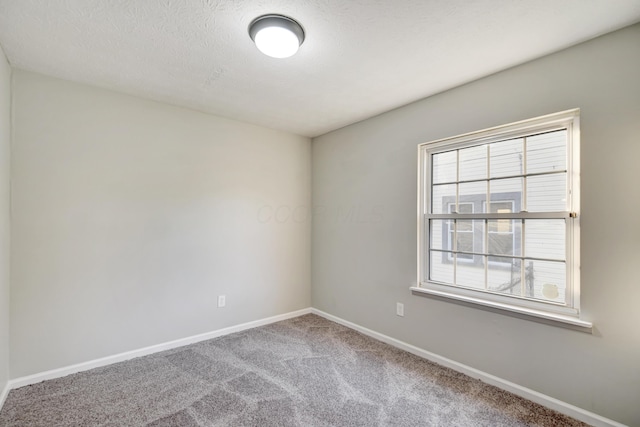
[0,314,589,426]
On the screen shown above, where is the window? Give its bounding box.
[415,109,589,328]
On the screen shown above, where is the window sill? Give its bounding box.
[410,286,593,332]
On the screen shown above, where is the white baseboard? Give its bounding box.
[311,308,626,427]
[0,381,9,412]
[3,307,625,427]
[7,307,312,390]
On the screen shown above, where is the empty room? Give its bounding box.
[0,1,639,426]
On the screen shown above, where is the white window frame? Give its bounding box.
[413,109,591,329]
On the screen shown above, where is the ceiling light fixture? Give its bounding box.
[249,14,305,59]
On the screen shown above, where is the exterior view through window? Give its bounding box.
[416,110,587,325]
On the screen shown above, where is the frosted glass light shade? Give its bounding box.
[249,15,305,59]
[254,27,299,58]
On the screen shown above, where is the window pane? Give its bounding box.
[455,219,481,260]
[489,200,514,214]
[526,173,566,212]
[523,260,566,304]
[456,202,473,214]
[488,219,521,257]
[430,250,453,284]
[459,181,486,213]
[526,130,566,174]
[490,138,523,178]
[489,178,522,212]
[430,220,446,251]
[488,257,522,297]
[457,219,473,233]
[524,219,565,261]
[432,184,455,214]
[456,256,485,290]
[459,145,487,181]
[457,231,473,256]
[432,151,457,184]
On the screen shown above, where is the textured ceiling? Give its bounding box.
[1,1,640,137]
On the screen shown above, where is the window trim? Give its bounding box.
[415,109,590,329]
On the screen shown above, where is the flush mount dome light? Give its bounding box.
[249,14,305,58]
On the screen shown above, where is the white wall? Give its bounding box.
[0,45,11,398]
[10,70,311,377]
[312,23,640,426]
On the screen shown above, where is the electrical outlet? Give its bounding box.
[217,295,226,308]
[396,302,404,317]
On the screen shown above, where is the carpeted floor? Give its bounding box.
[0,314,589,426]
